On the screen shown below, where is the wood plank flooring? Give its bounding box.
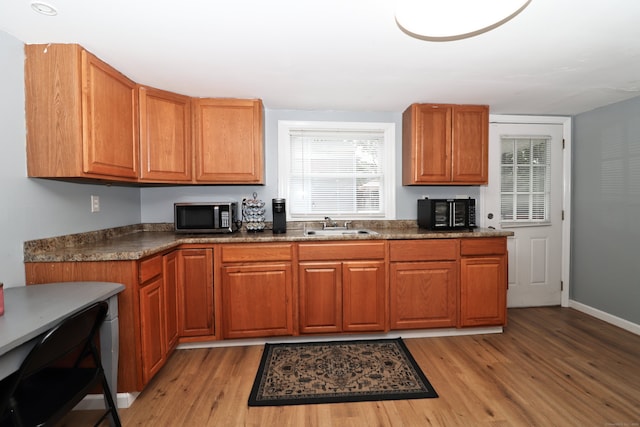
[59,307,640,426]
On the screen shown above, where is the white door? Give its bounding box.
[483,122,565,307]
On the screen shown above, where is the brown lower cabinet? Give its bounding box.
[24,236,507,393]
[25,253,178,392]
[178,248,214,338]
[389,239,459,329]
[220,243,294,339]
[459,238,508,327]
[138,256,166,385]
[298,242,387,334]
[163,251,180,351]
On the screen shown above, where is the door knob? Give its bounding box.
[488,213,494,219]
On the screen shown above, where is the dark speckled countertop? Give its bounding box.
[23,221,514,262]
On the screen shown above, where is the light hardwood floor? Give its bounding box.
[60,307,640,426]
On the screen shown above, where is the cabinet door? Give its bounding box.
[193,98,264,183]
[299,262,342,334]
[163,251,179,351]
[139,276,165,385]
[402,103,488,185]
[452,105,488,183]
[460,255,507,327]
[139,87,192,182]
[221,263,293,338]
[390,261,458,329]
[82,50,139,179]
[342,261,386,332]
[178,249,214,337]
[403,104,452,184]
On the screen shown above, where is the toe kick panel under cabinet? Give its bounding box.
[220,243,294,339]
[298,242,386,333]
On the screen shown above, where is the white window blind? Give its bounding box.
[278,121,395,220]
[500,136,551,224]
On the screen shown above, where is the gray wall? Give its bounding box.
[572,96,640,324]
[0,31,142,288]
[141,109,480,222]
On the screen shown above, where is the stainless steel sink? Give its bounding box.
[304,229,379,236]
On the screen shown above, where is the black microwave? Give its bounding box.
[174,202,239,233]
[418,198,477,231]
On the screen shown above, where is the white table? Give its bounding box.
[0,282,125,407]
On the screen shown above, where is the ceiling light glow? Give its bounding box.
[30,2,58,16]
[396,0,531,41]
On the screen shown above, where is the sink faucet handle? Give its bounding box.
[343,221,352,229]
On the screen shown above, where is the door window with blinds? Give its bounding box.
[500,135,551,225]
[278,121,395,220]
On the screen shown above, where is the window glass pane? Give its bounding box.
[501,194,514,221]
[500,136,551,223]
[501,166,514,192]
[516,194,530,219]
[532,194,546,220]
[516,166,530,192]
[281,122,394,219]
[532,165,546,192]
[531,139,548,164]
[501,139,515,165]
[516,140,530,164]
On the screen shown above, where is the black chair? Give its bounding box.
[0,301,121,427]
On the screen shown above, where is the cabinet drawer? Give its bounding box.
[460,237,506,256]
[298,242,385,261]
[221,243,292,263]
[139,255,163,284]
[389,239,458,262]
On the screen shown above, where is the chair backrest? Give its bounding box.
[0,301,118,426]
[19,301,108,378]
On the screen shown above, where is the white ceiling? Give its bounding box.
[2,0,640,115]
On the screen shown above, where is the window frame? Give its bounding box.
[277,120,396,221]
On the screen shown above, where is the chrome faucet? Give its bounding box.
[323,216,338,229]
[323,217,351,230]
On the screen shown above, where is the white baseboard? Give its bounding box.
[569,299,640,336]
[75,392,139,410]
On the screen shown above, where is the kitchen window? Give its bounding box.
[278,121,395,220]
[500,136,551,224]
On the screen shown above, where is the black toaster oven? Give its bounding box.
[418,198,477,231]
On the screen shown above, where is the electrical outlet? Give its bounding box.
[91,195,100,213]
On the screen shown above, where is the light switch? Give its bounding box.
[91,195,100,213]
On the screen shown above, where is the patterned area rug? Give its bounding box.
[248,338,438,406]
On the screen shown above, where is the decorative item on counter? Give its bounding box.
[272,198,287,234]
[0,282,4,316]
[243,192,266,232]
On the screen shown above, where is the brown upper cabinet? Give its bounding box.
[25,44,139,182]
[402,103,488,185]
[25,43,265,185]
[193,98,264,184]
[139,86,192,183]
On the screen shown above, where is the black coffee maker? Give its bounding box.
[272,198,286,234]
